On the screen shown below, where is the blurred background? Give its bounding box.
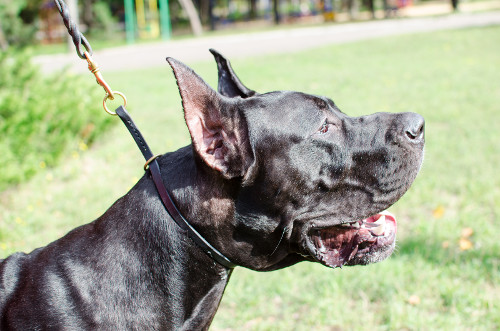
[1,0,499,329]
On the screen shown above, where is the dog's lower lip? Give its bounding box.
[309,210,397,268]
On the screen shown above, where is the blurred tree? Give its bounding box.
[0,25,6,50]
[179,0,203,35]
[249,0,258,19]
[82,0,95,30]
[273,0,280,23]
[79,0,117,36]
[19,0,44,26]
[0,0,38,48]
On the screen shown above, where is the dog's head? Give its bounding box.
[167,51,424,271]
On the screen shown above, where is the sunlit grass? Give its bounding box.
[1,25,499,330]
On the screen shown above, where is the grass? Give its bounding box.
[1,25,500,330]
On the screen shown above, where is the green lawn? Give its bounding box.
[1,25,500,330]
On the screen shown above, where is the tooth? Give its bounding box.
[341,223,351,227]
[317,236,327,253]
[351,222,360,229]
[374,215,386,225]
[370,222,385,236]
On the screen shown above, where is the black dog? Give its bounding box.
[0,50,424,330]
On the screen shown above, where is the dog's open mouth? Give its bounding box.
[310,211,397,268]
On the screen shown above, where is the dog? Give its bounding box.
[0,49,424,330]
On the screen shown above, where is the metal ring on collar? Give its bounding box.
[144,154,162,171]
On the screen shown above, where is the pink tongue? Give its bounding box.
[373,211,396,222]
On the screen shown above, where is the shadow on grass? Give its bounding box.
[396,235,499,281]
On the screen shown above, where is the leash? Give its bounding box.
[53,0,237,269]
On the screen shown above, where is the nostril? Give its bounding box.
[406,130,416,140]
[402,113,425,143]
[406,123,424,140]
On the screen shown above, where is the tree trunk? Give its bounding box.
[82,0,94,30]
[0,25,8,51]
[273,0,280,24]
[249,0,258,19]
[178,0,203,36]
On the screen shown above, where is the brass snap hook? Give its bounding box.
[84,51,127,115]
[103,92,127,116]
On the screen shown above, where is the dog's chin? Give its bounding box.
[308,211,397,268]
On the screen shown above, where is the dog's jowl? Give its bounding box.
[0,50,424,330]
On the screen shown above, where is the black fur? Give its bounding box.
[0,50,424,329]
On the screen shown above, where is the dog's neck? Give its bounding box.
[157,144,240,255]
[156,146,307,273]
[134,145,234,329]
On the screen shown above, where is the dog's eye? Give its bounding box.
[319,121,329,134]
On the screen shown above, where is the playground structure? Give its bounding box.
[124,0,172,42]
[35,0,420,47]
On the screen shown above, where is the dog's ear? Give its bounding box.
[209,49,258,98]
[167,57,253,179]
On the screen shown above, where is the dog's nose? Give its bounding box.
[402,113,425,143]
